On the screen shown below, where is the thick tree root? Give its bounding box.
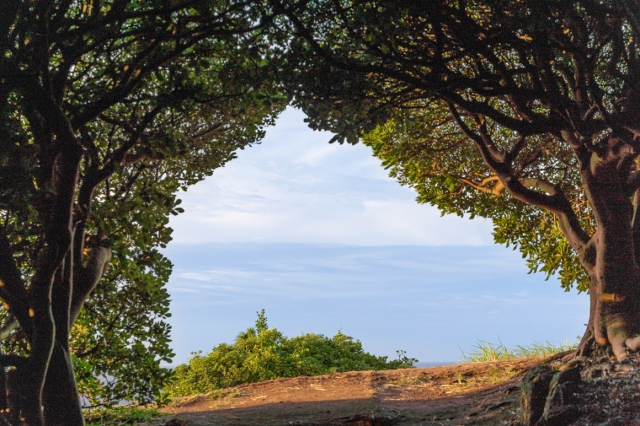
[577,310,640,362]
[602,316,633,361]
[625,335,640,351]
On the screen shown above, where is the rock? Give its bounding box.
[538,367,585,426]
[538,406,585,426]
[164,419,187,426]
[521,366,555,426]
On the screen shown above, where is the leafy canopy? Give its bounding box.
[361,110,588,292]
[266,0,640,292]
[0,0,287,411]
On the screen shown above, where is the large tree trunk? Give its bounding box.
[21,278,56,426]
[42,251,85,426]
[576,274,599,357]
[13,145,89,425]
[5,270,87,426]
[578,146,640,362]
[6,369,22,425]
[43,343,84,426]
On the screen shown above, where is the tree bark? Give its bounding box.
[41,248,84,426]
[19,144,82,425]
[6,368,22,425]
[43,343,84,426]
[576,274,598,358]
[578,147,640,361]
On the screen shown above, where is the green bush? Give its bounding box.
[84,406,158,426]
[165,310,417,397]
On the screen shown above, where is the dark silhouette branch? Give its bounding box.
[448,103,592,256]
[71,241,112,326]
[0,228,30,331]
[0,354,27,368]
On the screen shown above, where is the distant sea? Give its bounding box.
[414,361,455,368]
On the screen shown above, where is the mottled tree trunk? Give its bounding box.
[576,274,598,357]
[578,145,640,361]
[6,368,22,425]
[43,343,84,426]
[41,250,84,426]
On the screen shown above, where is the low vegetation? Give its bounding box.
[82,332,579,425]
[164,310,417,397]
[460,338,579,363]
[84,407,158,426]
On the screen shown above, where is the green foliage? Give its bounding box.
[84,406,159,426]
[361,114,591,292]
[0,0,288,413]
[164,311,417,397]
[270,0,640,296]
[459,338,579,363]
[65,41,285,407]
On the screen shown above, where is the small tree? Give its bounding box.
[0,1,284,424]
[268,0,640,361]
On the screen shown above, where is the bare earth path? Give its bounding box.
[144,358,544,426]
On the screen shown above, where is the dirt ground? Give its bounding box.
[143,357,550,426]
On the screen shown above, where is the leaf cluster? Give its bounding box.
[362,107,590,291]
[164,310,417,397]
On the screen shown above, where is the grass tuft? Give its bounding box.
[459,338,578,363]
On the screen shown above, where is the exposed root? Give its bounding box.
[610,339,628,361]
[573,324,640,363]
[575,329,595,359]
[626,335,640,351]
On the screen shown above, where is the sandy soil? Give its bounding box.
[143,357,550,425]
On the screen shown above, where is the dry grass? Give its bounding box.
[460,338,578,363]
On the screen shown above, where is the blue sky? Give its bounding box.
[163,107,588,365]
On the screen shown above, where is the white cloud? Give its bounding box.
[178,272,213,281]
[293,143,343,166]
[168,107,494,246]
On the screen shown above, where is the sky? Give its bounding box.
[162,107,589,366]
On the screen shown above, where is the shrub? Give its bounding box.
[165,310,417,397]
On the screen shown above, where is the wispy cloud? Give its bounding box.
[293,143,343,166]
[168,107,494,245]
[164,243,589,365]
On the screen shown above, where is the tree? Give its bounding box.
[0,1,284,424]
[360,107,588,292]
[267,0,640,362]
[68,158,184,408]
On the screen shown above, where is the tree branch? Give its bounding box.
[70,241,112,326]
[0,228,30,330]
[274,0,553,137]
[517,177,592,258]
[0,354,27,368]
[448,103,592,254]
[0,316,18,341]
[459,175,505,195]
